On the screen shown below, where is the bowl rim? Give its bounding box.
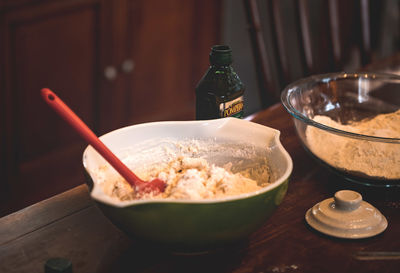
[83,118,293,207]
[281,72,400,144]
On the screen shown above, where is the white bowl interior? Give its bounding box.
[83,118,293,207]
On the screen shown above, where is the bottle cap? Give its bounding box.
[45,258,72,273]
[209,45,232,65]
[305,190,387,239]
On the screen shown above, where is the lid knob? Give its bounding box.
[334,190,362,211]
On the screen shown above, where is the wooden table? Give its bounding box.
[1,102,399,273]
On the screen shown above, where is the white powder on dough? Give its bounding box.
[94,139,271,201]
[306,109,400,179]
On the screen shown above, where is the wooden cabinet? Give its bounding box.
[0,0,222,216]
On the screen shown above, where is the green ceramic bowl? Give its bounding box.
[83,118,292,253]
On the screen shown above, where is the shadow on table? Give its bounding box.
[107,239,248,273]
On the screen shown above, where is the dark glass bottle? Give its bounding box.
[195,45,245,120]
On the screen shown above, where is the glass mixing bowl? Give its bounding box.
[281,72,400,187]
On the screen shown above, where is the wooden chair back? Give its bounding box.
[243,0,385,108]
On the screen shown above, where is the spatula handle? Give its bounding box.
[41,88,142,185]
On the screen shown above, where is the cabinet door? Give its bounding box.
[119,0,222,125]
[0,0,106,215]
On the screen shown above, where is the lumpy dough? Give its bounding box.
[98,156,263,201]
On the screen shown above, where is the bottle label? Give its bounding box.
[219,96,244,118]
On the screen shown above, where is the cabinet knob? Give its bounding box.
[104,66,118,81]
[121,59,135,74]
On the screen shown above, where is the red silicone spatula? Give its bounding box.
[41,88,166,195]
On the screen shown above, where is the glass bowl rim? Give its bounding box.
[281,72,400,144]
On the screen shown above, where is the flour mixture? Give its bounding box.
[93,139,272,200]
[306,109,400,179]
